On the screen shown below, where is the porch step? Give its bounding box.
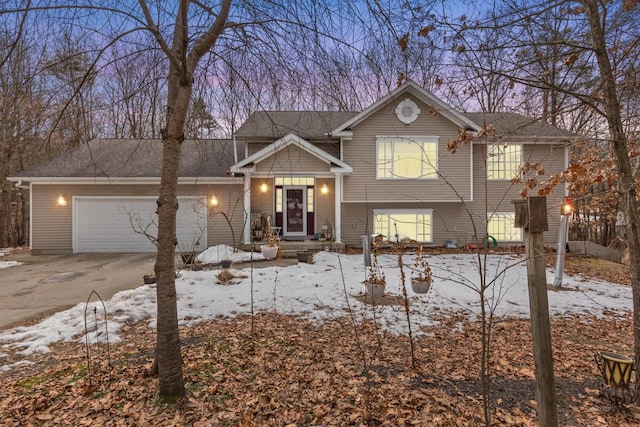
[239,240,344,253]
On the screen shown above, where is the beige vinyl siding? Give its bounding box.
[468,143,566,245]
[255,144,330,174]
[340,142,566,246]
[340,202,475,246]
[523,143,566,244]
[250,178,275,216]
[342,95,472,202]
[206,184,246,247]
[31,183,244,254]
[314,178,335,233]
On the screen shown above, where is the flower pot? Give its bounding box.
[220,259,232,269]
[597,351,634,387]
[260,245,278,260]
[411,278,431,294]
[143,274,156,285]
[365,282,385,299]
[296,251,312,263]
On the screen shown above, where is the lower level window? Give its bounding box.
[487,213,522,241]
[373,209,433,242]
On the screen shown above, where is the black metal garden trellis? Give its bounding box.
[84,290,111,384]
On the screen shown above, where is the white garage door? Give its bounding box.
[73,197,207,253]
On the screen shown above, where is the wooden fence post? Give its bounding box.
[514,196,558,427]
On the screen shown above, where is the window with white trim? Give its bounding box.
[274,177,315,213]
[275,177,314,186]
[487,213,522,241]
[377,136,438,179]
[487,144,521,180]
[374,209,433,242]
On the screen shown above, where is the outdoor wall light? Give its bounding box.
[57,195,68,207]
[260,182,268,193]
[321,183,329,195]
[209,195,219,207]
[561,197,573,216]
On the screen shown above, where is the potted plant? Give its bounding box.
[364,236,386,298]
[143,273,156,285]
[410,244,432,294]
[260,219,279,260]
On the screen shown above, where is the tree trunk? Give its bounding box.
[583,0,640,382]
[152,3,191,401]
[149,0,231,401]
[154,130,186,401]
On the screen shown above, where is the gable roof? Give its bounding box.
[463,112,578,140]
[235,111,357,140]
[10,138,244,182]
[231,133,352,174]
[331,80,483,136]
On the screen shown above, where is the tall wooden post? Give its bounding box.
[514,196,558,427]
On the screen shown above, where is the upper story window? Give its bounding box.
[377,136,438,179]
[487,144,522,180]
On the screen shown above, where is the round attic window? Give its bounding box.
[395,99,420,124]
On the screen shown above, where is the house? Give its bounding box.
[9,81,575,254]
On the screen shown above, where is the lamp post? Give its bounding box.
[553,197,573,288]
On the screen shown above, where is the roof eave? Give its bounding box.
[330,80,483,135]
[231,133,353,174]
[8,176,243,185]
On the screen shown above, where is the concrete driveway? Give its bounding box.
[0,252,156,330]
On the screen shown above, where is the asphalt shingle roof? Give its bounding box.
[236,110,576,141]
[462,112,577,139]
[13,110,575,180]
[235,111,358,139]
[14,139,242,178]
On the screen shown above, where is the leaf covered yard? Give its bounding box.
[0,312,637,426]
[0,250,638,425]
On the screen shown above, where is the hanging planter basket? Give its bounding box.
[260,245,278,260]
[364,282,385,299]
[411,278,432,294]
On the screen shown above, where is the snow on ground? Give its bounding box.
[0,246,632,371]
[0,248,21,269]
[196,244,266,264]
[0,261,21,269]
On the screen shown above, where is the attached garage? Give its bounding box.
[73,196,207,253]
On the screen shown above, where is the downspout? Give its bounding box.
[334,173,342,243]
[243,173,251,244]
[232,135,238,164]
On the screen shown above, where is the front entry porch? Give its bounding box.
[239,238,345,255]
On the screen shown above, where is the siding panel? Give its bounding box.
[255,145,331,173]
[342,95,472,202]
[340,143,567,246]
[31,183,245,253]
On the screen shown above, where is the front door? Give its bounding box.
[284,187,306,236]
